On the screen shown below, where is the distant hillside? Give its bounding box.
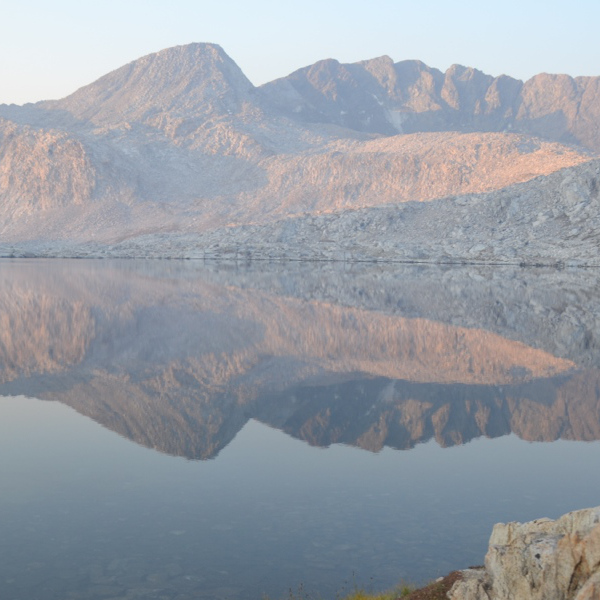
[0,43,598,261]
[261,56,600,152]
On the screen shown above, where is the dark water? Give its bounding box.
[1,259,599,600]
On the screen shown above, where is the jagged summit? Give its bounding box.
[23,43,600,152]
[261,53,600,150]
[42,42,256,125]
[260,54,518,134]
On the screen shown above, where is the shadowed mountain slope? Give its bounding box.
[261,55,600,152]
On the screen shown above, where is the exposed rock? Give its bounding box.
[0,43,599,259]
[41,43,256,127]
[263,56,600,152]
[0,118,96,214]
[41,157,596,266]
[448,506,600,600]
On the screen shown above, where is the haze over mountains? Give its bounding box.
[0,43,599,261]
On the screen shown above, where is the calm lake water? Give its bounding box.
[1,259,599,600]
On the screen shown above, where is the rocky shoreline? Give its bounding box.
[423,506,600,600]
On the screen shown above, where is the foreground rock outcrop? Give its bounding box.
[449,506,600,600]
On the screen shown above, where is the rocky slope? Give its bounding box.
[449,506,600,600]
[0,43,598,260]
[42,43,256,128]
[153,157,599,266]
[23,156,596,266]
[262,56,600,152]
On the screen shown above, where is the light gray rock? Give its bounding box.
[449,506,600,600]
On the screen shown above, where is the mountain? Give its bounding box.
[261,56,600,152]
[0,43,599,261]
[174,157,600,266]
[42,43,256,126]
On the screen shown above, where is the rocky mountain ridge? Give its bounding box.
[0,43,598,260]
[262,55,600,152]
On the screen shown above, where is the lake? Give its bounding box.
[1,259,599,600]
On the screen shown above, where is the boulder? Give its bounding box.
[448,506,600,599]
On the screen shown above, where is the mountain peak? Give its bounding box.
[43,42,255,125]
[357,55,394,69]
[157,41,226,56]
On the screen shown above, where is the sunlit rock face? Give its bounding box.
[448,506,600,600]
[0,44,598,262]
[0,261,598,460]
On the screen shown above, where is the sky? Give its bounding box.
[1,0,599,106]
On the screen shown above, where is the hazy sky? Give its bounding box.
[1,0,599,105]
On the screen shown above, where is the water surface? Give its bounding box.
[1,259,599,600]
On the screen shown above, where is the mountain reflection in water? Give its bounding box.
[0,259,598,459]
[2,259,600,600]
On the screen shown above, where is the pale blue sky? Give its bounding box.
[1,0,599,105]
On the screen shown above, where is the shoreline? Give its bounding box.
[390,506,600,600]
[1,251,600,269]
